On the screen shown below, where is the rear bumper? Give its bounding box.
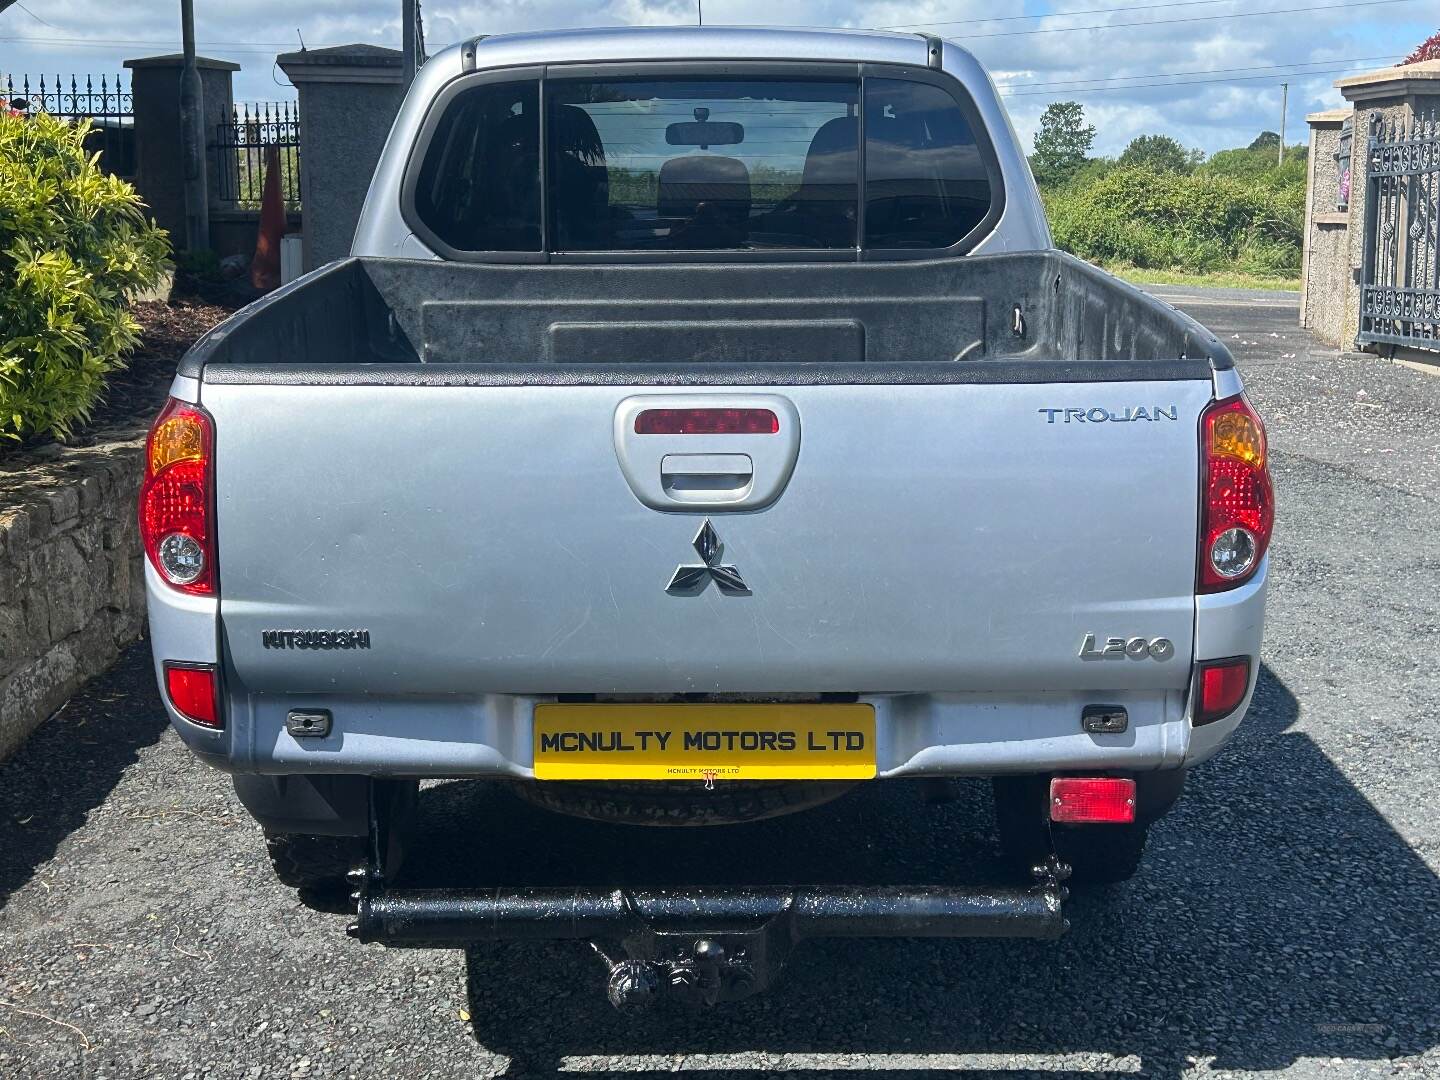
[152,564,1267,780]
[206,686,1194,777]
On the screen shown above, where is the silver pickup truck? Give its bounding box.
[141,26,1271,1004]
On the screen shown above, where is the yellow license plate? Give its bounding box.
[532,703,876,781]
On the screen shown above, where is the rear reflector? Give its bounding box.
[635,408,779,435]
[1195,656,1251,726]
[164,662,220,728]
[1050,777,1137,824]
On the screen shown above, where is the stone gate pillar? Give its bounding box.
[1299,109,1352,347]
[276,45,405,272]
[123,54,239,250]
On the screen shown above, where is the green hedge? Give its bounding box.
[1044,164,1304,276]
[0,111,169,444]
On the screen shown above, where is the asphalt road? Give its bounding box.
[2,287,1438,1079]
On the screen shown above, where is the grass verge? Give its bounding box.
[1103,264,1301,292]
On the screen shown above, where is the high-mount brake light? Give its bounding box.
[164,662,221,728]
[139,398,216,595]
[1195,657,1251,726]
[1049,777,1137,824]
[635,408,780,435]
[1199,395,1273,592]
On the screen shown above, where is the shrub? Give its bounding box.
[1200,145,1308,188]
[1044,165,1304,276]
[1404,29,1440,63]
[1117,134,1202,174]
[0,110,169,444]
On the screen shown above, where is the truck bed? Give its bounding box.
[184,250,1230,383]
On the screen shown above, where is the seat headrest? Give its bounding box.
[657,154,752,221]
[800,116,858,191]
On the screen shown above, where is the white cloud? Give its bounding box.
[0,0,1429,155]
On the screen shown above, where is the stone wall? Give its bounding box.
[0,431,148,760]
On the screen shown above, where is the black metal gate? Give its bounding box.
[1359,109,1439,352]
[3,73,135,178]
[212,101,301,209]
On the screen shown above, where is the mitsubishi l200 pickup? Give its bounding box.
[142,26,1272,1005]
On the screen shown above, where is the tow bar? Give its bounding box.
[345,787,1072,1005]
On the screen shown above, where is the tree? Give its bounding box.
[1248,131,1281,151]
[1404,29,1440,63]
[1031,101,1096,187]
[1118,134,1201,173]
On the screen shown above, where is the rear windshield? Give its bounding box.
[551,79,858,251]
[409,73,996,256]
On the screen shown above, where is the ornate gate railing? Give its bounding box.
[1359,110,1440,352]
[3,72,135,178]
[212,100,301,209]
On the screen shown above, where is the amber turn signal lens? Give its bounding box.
[1209,408,1265,468]
[149,412,207,474]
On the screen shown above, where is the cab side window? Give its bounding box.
[864,78,992,249]
[413,81,541,252]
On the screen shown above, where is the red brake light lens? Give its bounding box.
[635,408,779,435]
[164,662,221,728]
[139,398,215,595]
[1199,395,1273,592]
[1049,777,1137,824]
[1195,656,1251,725]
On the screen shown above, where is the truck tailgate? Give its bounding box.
[207,379,1210,695]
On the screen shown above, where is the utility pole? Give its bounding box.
[1278,82,1288,168]
[402,0,426,89]
[698,0,703,25]
[179,0,209,251]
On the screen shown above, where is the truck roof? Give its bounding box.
[451,24,946,72]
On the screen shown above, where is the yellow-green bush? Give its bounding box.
[0,111,169,443]
[1044,165,1303,277]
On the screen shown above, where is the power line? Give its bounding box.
[5,0,1427,55]
[886,0,1423,38]
[0,34,386,54]
[1000,54,1399,92]
[881,0,1290,31]
[1004,61,1391,96]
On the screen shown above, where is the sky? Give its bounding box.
[0,0,1432,157]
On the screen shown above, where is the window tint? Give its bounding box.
[864,78,992,249]
[413,80,540,252]
[548,80,859,251]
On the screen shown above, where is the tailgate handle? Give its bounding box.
[661,454,753,499]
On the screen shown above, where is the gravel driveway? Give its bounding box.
[2,287,1438,1079]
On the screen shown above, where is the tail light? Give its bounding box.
[1049,777,1137,824]
[1199,395,1273,592]
[139,398,215,595]
[1194,656,1251,725]
[164,662,221,728]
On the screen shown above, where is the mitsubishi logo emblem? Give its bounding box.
[667,519,749,595]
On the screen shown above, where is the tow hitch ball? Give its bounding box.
[598,938,748,1008]
[590,858,1072,1009]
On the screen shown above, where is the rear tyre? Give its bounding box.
[991,775,1150,886]
[510,779,856,826]
[264,832,365,891]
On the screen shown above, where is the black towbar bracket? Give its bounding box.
[346,785,1072,1005]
